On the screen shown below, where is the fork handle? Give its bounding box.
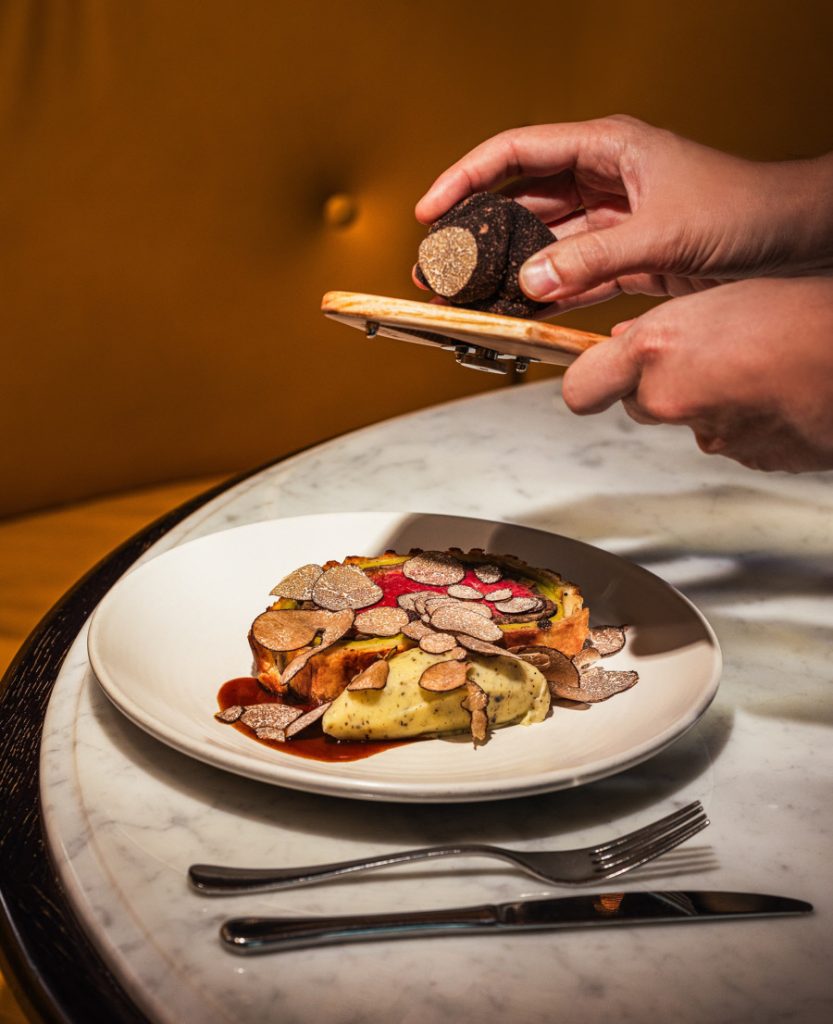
[189,844,503,894]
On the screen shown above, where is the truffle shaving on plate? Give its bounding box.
[216,548,638,752]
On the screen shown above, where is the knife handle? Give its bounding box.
[221,904,499,954]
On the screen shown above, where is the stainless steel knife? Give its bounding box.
[220,890,812,954]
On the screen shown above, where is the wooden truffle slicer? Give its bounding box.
[321,291,608,375]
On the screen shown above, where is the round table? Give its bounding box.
[2,379,831,1023]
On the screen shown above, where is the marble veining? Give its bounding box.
[39,380,833,1023]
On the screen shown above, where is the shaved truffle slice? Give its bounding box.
[347,660,389,691]
[285,702,332,738]
[461,680,489,743]
[446,584,485,600]
[419,632,458,654]
[429,604,503,643]
[515,645,580,698]
[280,609,355,686]
[269,563,323,601]
[485,587,513,602]
[416,193,553,317]
[397,591,437,613]
[240,704,305,733]
[402,551,466,587]
[424,595,492,618]
[354,606,410,637]
[418,659,469,692]
[575,667,639,702]
[215,705,244,723]
[572,647,602,672]
[587,626,628,656]
[494,596,543,615]
[514,650,550,669]
[311,564,383,611]
[474,564,503,584]
[402,620,434,642]
[256,726,289,742]
[251,609,329,652]
[458,635,517,659]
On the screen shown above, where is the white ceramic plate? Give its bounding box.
[87,512,721,802]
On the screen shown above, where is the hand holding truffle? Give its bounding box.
[416,116,833,473]
[416,115,833,312]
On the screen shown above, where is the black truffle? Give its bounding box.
[416,193,554,317]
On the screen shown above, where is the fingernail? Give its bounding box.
[520,257,560,298]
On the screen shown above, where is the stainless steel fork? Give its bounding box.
[189,800,708,894]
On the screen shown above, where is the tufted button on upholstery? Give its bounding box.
[323,193,359,229]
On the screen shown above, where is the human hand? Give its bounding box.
[561,276,833,473]
[415,117,833,314]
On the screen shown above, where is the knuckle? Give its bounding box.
[601,113,643,130]
[626,325,694,424]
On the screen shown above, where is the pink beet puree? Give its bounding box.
[371,566,536,611]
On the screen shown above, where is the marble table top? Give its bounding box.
[38,379,833,1023]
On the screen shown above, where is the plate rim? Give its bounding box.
[87,511,722,803]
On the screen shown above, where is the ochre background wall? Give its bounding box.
[2,0,833,519]
[1,3,833,1021]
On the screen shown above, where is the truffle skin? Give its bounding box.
[416,193,554,318]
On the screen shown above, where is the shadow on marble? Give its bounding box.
[517,483,833,561]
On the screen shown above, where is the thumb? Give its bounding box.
[520,218,660,301]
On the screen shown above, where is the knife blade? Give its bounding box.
[220,890,812,954]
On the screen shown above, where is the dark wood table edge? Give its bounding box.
[0,456,297,1024]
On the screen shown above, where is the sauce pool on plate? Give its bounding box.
[216,677,402,762]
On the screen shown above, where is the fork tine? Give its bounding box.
[591,801,704,855]
[597,813,709,869]
[594,808,708,866]
[593,816,710,878]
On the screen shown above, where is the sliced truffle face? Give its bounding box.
[461,679,490,743]
[418,228,480,298]
[354,606,410,637]
[239,704,305,734]
[269,563,324,601]
[215,705,244,723]
[285,702,332,737]
[515,645,580,698]
[574,667,639,702]
[418,659,469,692]
[251,609,328,652]
[458,635,516,658]
[417,192,553,318]
[417,197,511,304]
[347,659,390,691]
[419,631,459,654]
[587,626,627,657]
[279,608,355,686]
[311,564,383,611]
[428,604,504,643]
[572,647,602,672]
[474,563,503,584]
[402,619,434,641]
[493,596,542,615]
[402,551,466,587]
[446,584,484,601]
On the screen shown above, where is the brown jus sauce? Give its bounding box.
[217,677,404,762]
